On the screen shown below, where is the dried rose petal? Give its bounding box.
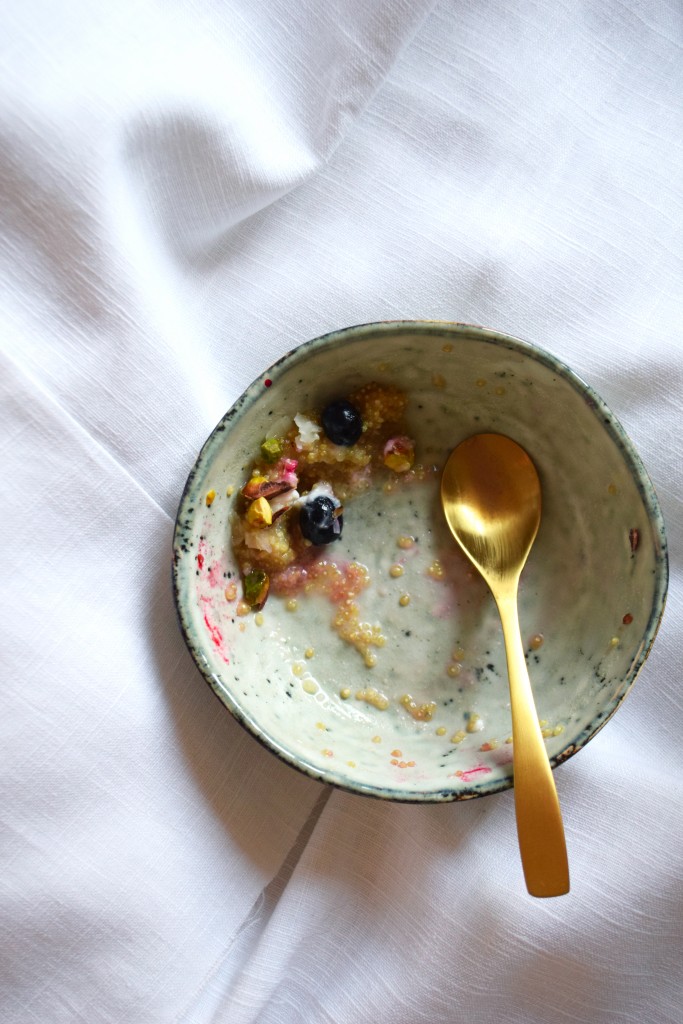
[271,457,299,489]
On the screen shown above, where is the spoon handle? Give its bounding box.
[496,588,570,898]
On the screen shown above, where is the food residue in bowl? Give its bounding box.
[221,381,559,755]
[232,383,426,661]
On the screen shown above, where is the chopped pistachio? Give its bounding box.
[245,496,273,528]
[243,570,270,609]
[260,437,284,463]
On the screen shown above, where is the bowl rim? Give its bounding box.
[172,320,669,802]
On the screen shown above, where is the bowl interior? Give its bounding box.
[173,323,667,800]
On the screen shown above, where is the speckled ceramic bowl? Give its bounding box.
[172,322,668,801]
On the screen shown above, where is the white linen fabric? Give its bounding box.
[1,1,681,1022]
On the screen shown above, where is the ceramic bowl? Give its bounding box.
[172,322,668,801]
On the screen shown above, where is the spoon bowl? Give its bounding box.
[442,433,570,896]
[441,433,541,587]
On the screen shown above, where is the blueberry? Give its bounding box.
[299,496,343,545]
[321,399,363,446]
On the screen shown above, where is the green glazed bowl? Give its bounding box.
[172,322,668,801]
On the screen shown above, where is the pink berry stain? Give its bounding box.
[196,539,226,589]
[201,603,230,665]
[450,765,492,782]
[197,541,231,664]
[208,561,224,589]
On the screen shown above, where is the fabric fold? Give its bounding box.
[1,0,681,1020]
[0,354,322,1023]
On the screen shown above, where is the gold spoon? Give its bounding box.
[441,433,569,897]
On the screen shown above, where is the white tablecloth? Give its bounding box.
[1,2,681,1021]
